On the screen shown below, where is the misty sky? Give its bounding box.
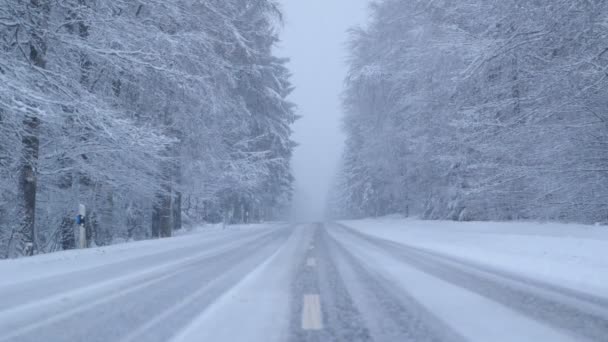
[279,0,369,222]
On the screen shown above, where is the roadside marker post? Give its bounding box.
[77,204,86,249]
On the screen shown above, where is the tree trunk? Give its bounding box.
[173,192,182,231]
[160,191,172,238]
[60,215,76,250]
[152,159,173,238]
[151,205,160,238]
[19,115,40,256]
[18,0,50,256]
[101,191,114,245]
[153,190,172,238]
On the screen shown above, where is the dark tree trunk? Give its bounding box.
[152,160,173,238]
[151,206,160,238]
[18,0,50,256]
[152,103,177,238]
[160,192,172,238]
[173,192,182,231]
[60,215,76,250]
[101,191,114,245]
[86,211,97,247]
[152,190,172,238]
[19,115,40,256]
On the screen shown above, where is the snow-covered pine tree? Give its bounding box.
[0,0,295,258]
[333,0,608,223]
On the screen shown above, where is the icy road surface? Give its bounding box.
[1,221,608,342]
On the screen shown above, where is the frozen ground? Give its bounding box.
[340,217,608,297]
[0,220,607,342]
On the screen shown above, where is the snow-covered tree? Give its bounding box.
[0,0,295,258]
[333,0,608,224]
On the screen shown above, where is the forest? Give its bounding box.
[331,0,608,223]
[0,0,296,258]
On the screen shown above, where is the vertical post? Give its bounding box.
[79,204,86,248]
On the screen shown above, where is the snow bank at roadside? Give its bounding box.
[0,222,283,287]
[340,218,608,297]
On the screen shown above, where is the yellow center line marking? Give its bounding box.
[302,294,323,330]
[306,258,316,267]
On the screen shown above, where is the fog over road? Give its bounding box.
[1,223,607,342]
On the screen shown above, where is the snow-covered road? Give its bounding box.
[1,221,607,342]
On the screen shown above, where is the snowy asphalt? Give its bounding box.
[0,223,607,342]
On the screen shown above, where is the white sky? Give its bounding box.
[278,0,369,222]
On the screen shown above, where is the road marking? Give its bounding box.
[302,294,323,330]
[306,257,316,267]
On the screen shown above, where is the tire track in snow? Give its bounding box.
[325,228,466,342]
[335,223,608,342]
[0,229,288,342]
[0,228,274,311]
[288,223,372,342]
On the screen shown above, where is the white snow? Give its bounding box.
[340,217,608,297]
[0,223,288,342]
[332,230,580,342]
[1,220,607,341]
[0,223,280,287]
[169,224,307,342]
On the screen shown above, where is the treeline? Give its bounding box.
[0,0,295,258]
[330,0,608,223]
